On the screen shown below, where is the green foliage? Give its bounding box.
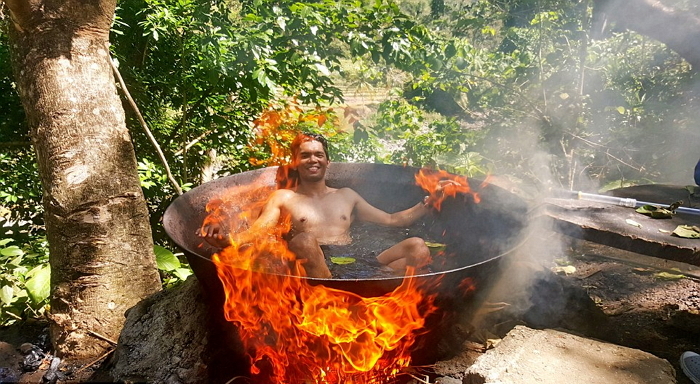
[0,237,50,326]
[343,99,488,174]
[154,245,192,288]
[0,27,27,142]
[0,151,44,243]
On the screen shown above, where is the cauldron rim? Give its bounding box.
[174,234,529,283]
[163,162,530,286]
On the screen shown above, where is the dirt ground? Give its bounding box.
[1,236,699,383]
[562,238,700,384]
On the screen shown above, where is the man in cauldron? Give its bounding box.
[200,132,439,278]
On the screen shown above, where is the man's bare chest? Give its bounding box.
[283,194,354,230]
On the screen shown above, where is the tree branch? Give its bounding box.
[106,44,183,195]
[173,130,212,156]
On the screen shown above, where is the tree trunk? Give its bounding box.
[5,0,162,360]
[594,0,700,71]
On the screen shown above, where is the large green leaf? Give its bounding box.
[0,246,23,257]
[173,267,193,281]
[24,265,50,304]
[0,285,14,305]
[155,245,181,272]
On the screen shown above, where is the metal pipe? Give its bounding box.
[557,190,700,216]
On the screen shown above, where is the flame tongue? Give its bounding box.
[415,169,485,210]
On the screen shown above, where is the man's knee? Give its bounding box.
[288,232,317,251]
[288,233,323,261]
[405,237,430,267]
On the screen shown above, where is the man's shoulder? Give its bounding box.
[335,186,360,197]
[268,188,296,201]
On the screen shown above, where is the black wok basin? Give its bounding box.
[163,163,530,305]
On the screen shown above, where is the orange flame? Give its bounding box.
[205,185,436,383]
[250,101,339,168]
[414,169,486,210]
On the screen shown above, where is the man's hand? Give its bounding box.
[198,222,232,249]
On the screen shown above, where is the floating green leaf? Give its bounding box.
[330,257,356,265]
[155,245,181,272]
[425,241,446,253]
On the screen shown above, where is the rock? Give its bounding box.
[18,343,35,355]
[111,276,247,383]
[464,325,676,384]
[0,342,21,382]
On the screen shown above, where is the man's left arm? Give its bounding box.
[353,190,430,227]
[353,179,459,227]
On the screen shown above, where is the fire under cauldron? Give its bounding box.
[162,163,530,379]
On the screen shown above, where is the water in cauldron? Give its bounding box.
[324,221,452,279]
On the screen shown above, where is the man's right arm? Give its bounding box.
[200,189,288,248]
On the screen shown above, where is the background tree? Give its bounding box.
[593,0,700,71]
[4,0,161,360]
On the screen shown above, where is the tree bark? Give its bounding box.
[594,0,700,71]
[5,0,161,360]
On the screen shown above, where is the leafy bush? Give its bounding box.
[0,237,50,326]
[154,245,192,288]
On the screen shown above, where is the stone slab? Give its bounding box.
[545,198,700,266]
[464,325,676,384]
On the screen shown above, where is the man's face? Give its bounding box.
[294,140,329,183]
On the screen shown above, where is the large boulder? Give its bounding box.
[110,276,246,383]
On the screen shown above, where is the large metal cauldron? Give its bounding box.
[163,163,529,306]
